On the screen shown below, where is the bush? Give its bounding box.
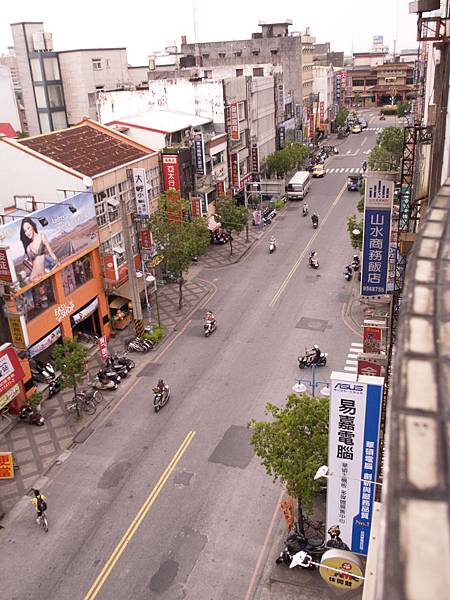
[143,325,164,344]
[274,198,286,210]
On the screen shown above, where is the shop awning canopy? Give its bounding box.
[111,277,145,304]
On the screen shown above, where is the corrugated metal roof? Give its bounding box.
[109,110,212,134]
[19,123,149,177]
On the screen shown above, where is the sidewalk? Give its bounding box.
[0,229,261,521]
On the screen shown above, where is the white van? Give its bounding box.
[287,171,312,200]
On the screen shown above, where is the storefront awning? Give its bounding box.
[28,327,62,358]
[112,277,145,302]
[71,298,98,325]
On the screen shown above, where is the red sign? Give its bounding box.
[162,155,181,191]
[140,229,153,250]
[98,336,108,361]
[103,254,119,282]
[363,326,382,354]
[319,101,325,123]
[251,144,259,173]
[309,114,315,140]
[0,248,14,283]
[357,359,382,377]
[216,180,225,196]
[0,344,24,396]
[191,196,201,217]
[230,153,240,189]
[229,101,239,141]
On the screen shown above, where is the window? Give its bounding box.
[14,196,35,211]
[52,111,68,130]
[145,167,161,200]
[218,52,226,58]
[30,59,43,82]
[212,151,224,166]
[270,49,278,55]
[20,278,55,322]
[236,69,243,77]
[107,198,119,223]
[38,112,51,133]
[253,68,264,77]
[34,86,47,109]
[47,84,64,108]
[252,49,260,56]
[239,159,249,177]
[96,85,105,91]
[366,79,377,86]
[352,79,364,87]
[238,101,246,121]
[105,59,110,69]
[111,232,126,266]
[94,192,107,227]
[234,51,242,57]
[43,58,60,81]
[202,53,209,59]
[204,70,212,79]
[92,58,102,70]
[61,256,92,295]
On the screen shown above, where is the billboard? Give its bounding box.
[229,101,240,141]
[0,192,97,291]
[193,133,206,175]
[361,176,394,296]
[162,155,181,191]
[327,372,383,556]
[133,168,150,218]
[0,343,24,396]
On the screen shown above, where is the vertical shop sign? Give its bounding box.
[251,144,259,172]
[139,229,153,250]
[229,101,240,141]
[327,373,383,556]
[363,323,382,354]
[319,101,325,124]
[98,335,108,361]
[0,247,16,283]
[193,133,206,175]
[132,168,150,218]
[230,153,240,189]
[162,155,181,191]
[190,196,202,217]
[8,314,29,349]
[361,176,394,296]
[0,452,14,480]
[278,126,285,149]
[216,180,225,196]
[0,344,24,396]
[309,114,315,139]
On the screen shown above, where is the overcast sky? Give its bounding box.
[1,0,419,65]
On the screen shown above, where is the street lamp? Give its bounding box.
[314,465,383,487]
[292,365,330,397]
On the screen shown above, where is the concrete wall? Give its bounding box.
[250,77,275,163]
[0,66,21,131]
[0,139,85,208]
[313,65,334,120]
[128,67,149,88]
[58,49,130,124]
[109,125,166,151]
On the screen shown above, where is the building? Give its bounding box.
[353,52,388,68]
[313,42,344,68]
[0,119,161,328]
[346,61,415,107]
[0,65,21,132]
[313,65,335,130]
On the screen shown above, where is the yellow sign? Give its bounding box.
[0,452,14,479]
[8,314,28,349]
[146,255,163,269]
[319,549,364,590]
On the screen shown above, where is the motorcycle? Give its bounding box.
[107,353,135,372]
[309,251,319,269]
[48,377,61,399]
[19,405,45,426]
[351,255,360,272]
[311,214,319,229]
[344,264,353,281]
[269,238,276,254]
[204,319,217,337]
[298,351,328,369]
[362,162,368,173]
[92,371,118,390]
[153,385,170,412]
[276,526,326,569]
[126,337,153,352]
[30,360,55,383]
[96,367,121,385]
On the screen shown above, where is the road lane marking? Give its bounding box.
[269,182,347,307]
[360,136,367,146]
[83,431,196,600]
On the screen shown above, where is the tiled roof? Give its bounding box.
[19,123,150,177]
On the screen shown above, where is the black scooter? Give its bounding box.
[276,525,326,569]
[344,265,353,281]
[19,405,45,426]
[311,214,319,229]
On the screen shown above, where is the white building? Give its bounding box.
[0,65,21,132]
[313,64,335,126]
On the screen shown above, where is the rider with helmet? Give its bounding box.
[307,344,322,366]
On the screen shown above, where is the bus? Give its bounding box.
[287,171,312,200]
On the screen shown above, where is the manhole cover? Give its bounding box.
[296,317,329,332]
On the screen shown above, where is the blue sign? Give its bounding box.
[277,126,285,149]
[361,208,391,296]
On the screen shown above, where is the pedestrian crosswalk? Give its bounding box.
[365,127,382,132]
[326,167,364,174]
[344,341,363,373]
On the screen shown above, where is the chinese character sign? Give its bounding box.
[193,133,206,175]
[98,336,108,361]
[230,153,240,189]
[0,344,24,396]
[133,168,150,218]
[229,101,240,141]
[361,177,394,297]
[162,155,181,191]
[251,144,259,173]
[0,247,16,283]
[327,373,383,555]
[319,101,325,124]
[0,452,14,479]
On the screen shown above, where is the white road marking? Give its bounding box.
[346,360,358,366]
[346,149,351,154]
[348,354,358,359]
[344,365,357,372]
[360,137,367,146]
[349,168,355,173]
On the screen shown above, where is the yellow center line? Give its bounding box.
[84,430,196,600]
[269,182,347,307]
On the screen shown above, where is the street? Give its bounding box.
[1,111,384,600]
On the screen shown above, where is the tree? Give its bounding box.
[369,126,404,172]
[265,149,292,178]
[396,100,410,117]
[347,214,363,250]
[214,194,248,256]
[248,393,329,536]
[148,191,210,309]
[335,107,349,128]
[53,337,89,396]
[353,93,362,108]
[284,142,309,172]
[368,145,393,172]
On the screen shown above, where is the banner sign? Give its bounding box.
[98,335,108,361]
[162,155,181,191]
[327,372,383,555]
[319,101,325,123]
[28,327,61,358]
[361,176,394,297]
[71,297,98,325]
[8,314,29,349]
[280,497,295,532]
[194,133,206,175]
[103,254,119,282]
[0,344,24,396]
[0,452,14,480]
[335,73,342,103]
[139,229,153,251]
[230,153,240,189]
[278,126,285,149]
[229,101,240,141]
[357,356,383,377]
[251,144,259,173]
[216,181,225,196]
[0,192,97,292]
[309,114,315,140]
[133,168,150,218]
[190,196,202,217]
[0,247,16,284]
[363,323,382,353]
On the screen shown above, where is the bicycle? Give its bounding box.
[65,394,97,416]
[75,388,104,406]
[37,511,48,532]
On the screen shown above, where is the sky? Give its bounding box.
[1,0,419,65]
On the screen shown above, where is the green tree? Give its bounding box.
[265,149,292,178]
[353,93,362,108]
[53,337,89,396]
[284,142,309,172]
[148,191,210,309]
[248,393,329,535]
[396,100,410,117]
[347,214,363,250]
[335,107,349,128]
[368,145,395,172]
[214,194,248,256]
[369,126,404,172]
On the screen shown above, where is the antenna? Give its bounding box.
[193,5,198,44]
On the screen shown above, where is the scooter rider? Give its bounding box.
[153,378,168,398]
[309,250,318,267]
[307,344,322,366]
[269,235,276,249]
[302,203,309,216]
[206,310,216,327]
[311,212,319,227]
[362,160,368,172]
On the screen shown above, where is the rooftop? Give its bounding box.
[107,110,212,134]
[19,120,152,177]
[0,123,17,138]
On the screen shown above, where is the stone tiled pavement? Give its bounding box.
[0,229,259,519]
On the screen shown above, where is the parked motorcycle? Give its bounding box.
[30,359,55,383]
[344,264,353,281]
[92,371,118,390]
[96,367,121,385]
[19,405,45,426]
[126,337,153,352]
[48,377,61,399]
[276,526,326,569]
[298,351,328,369]
[107,353,135,372]
[153,384,170,412]
[351,255,360,272]
[309,251,319,269]
[311,214,319,229]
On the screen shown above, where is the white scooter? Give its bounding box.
[269,237,277,254]
[309,251,319,269]
[153,385,170,412]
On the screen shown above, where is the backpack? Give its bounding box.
[37,497,47,512]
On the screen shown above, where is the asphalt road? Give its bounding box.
[1,111,387,600]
